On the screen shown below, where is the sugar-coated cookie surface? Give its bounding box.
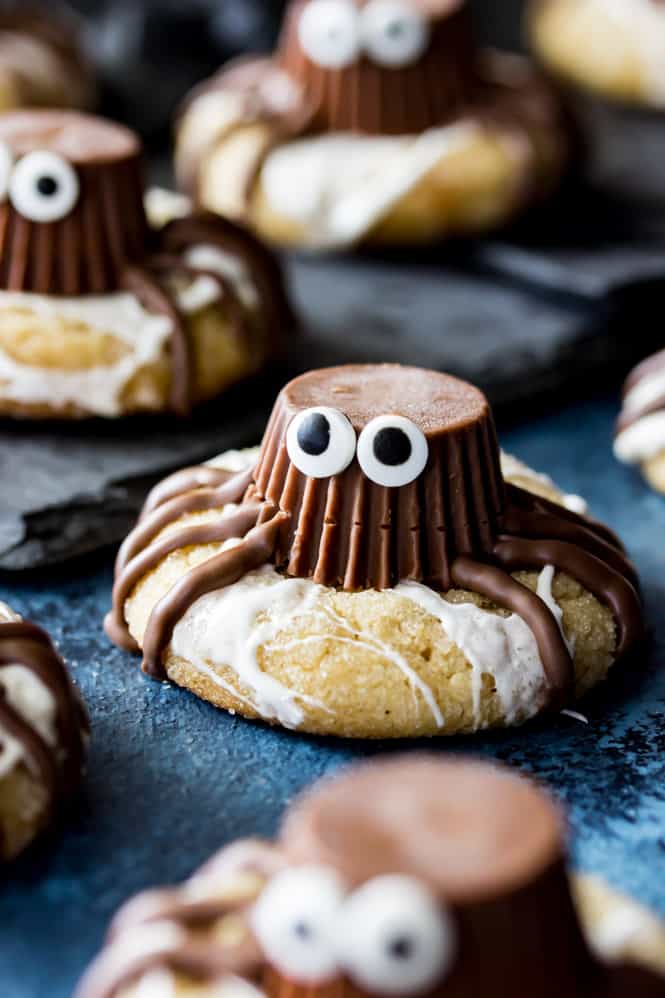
[0,602,87,861]
[529,0,665,108]
[176,0,568,250]
[77,756,665,998]
[0,110,293,419]
[106,364,642,739]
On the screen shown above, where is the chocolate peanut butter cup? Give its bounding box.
[0,110,146,295]
[277,0,478,135]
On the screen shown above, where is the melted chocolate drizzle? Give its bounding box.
[106,366,642,706]
[0,618,87,850]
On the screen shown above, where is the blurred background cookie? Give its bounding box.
[175,0,569,250]
[614,349,665,494]
[76,756,665,997]
[0,109,294,419]
[0,3,95,115]
[528,0,665,210]
[105,364,642,739]
[0,601,87,862]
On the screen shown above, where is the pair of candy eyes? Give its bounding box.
[299,0,431,70]
[252,867,456,995]
[0,144,79,224]
[287,407,429,487]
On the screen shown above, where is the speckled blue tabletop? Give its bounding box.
[1,394,665,998]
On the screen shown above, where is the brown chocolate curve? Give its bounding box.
[0,619,87,841]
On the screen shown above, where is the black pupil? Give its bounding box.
[387,19,405,38]
[294,921,312,940]
[297,413,331,457]
[373,427,412,466]
[388,935,415,960]
[36,175,58,197]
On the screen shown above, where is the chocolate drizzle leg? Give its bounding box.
[0,617,87,857]
[107,365,643,712]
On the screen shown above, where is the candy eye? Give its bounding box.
[9,151,80,223]
[298,0,361,69]
[0,143,13,200]
[357,415,428,487]
[334,875,456,996]
[287,407,357,479]
[361,0,430,67]
[251,866,345,984]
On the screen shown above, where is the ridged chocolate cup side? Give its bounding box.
[0,110,147,294]
[276,0,479,135]
[250,365,505,591]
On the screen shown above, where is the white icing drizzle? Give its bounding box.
[0,291,173,416]
[260,124,478,249]
[395,578,552,727]
[615,411,665,464]
[537,564,575,657]
[0,245,256,416]
[0,664,59,780]
[170,562,569,732]
[500,452,588,515]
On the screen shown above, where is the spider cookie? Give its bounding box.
[0,109,293,419]
[0,602,87,861]
[175,0,569,251]
[529,0,665,109]
[77,756,665,998]
[0,5,95,114]
[105,364,642,739]
[615,350,665,493]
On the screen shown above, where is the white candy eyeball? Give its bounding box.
[361,0,430,67]
[9,150,80,223]
[298,0,361,69]
[0,143,13,200]
[357,415,428,487]
[251,866,346,984]
[334,875,456,996]
[287,407,357,479]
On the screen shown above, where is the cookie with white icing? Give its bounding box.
[77,756,665,998]
[0,601,87,861]
[105,363,642,739]
[615,349,665,493]
[529,0,665,109]
[0,110,293,419]
[175,0,569,252]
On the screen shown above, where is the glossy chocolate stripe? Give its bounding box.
[141,513,287,678]
[105,503,262,649]
[493,537,643,656]
[451,555,574,704]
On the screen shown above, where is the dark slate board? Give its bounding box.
[2,396,665,998]
[1,221,665,571]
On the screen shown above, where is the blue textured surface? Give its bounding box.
[2,395,665,998]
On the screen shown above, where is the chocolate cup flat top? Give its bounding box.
[282,364,489,436]
[282,756,564,903]
[0,110,141,164]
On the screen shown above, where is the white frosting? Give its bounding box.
[260,125,477,249]
[500,452,588,515]
[603,0,665,103]
[615,365,665,463]
[144,186,193,229]
[614,411,665,464]
[170,562,568,731]
[585,892,658,959]
[0,664,58,780]
[0,243,255,416]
